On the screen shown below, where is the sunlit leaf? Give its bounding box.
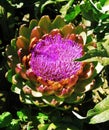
[47,123,57,130]
[38,124,49,130]
[87,95,109,124]
[89,109,109,124]
[0,112,12,128]
[90,0,109,13]
[37,113,48,124]
[17,109,29,122]
[60,0,74,17]
[77,34,109,66]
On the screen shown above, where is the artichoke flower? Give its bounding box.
[5,16,100,108]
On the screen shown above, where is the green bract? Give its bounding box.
[5,15,103,109]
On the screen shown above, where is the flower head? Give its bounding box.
[5,16,96,108]
[30,34,83,81]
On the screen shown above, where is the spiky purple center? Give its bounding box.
[30,34,83,81]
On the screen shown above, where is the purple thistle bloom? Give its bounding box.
[6,16,96,106]
[30,34,83,81]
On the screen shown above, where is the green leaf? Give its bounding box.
[89,109,109,124]
[0,5,5,16]
[17,109,29,122]
[47,123,57,130]
[37,113,49,124]
[41,0,56,13]
[89,0,109,13]
[65,5,81,22]
[87,95,109,124]
[41,0,69,13]
[77,35,109,66]
[5,69,14,83]
[38,124,49,130]
[78,56,109,66]
[60,0,74,17]
[101,0,109,12]
[80,1,101,22]
[7,119,20,130]
[0,112,12,128]
[87,95,109,117]
[6,1,23,8]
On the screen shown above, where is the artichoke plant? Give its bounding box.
[5,15,102,108]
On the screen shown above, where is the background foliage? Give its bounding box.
[0,0,109,129]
